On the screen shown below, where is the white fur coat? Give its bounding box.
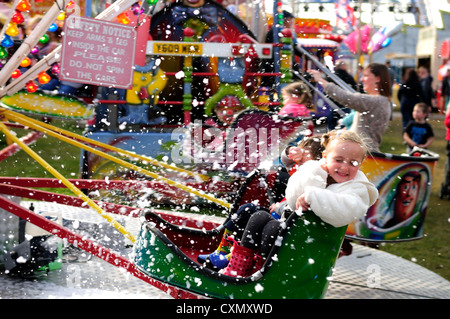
[285,160,379,228]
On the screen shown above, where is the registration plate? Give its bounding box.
[153,42,203,55]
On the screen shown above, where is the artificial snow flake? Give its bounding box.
[254,283,264,292]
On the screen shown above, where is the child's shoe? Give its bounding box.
[197,229,232,267]
[251,253,265,274]
[204,252,231,270]
[221,240,256,277]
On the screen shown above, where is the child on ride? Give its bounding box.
[221,130,378,277]
[280,135,323,175]
[197,136,323,270]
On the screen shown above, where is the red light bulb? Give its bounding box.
[11,69,22,79]
[11,11,25,24]
[26,81,38,93]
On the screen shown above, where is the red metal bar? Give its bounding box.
[164,72,218,77]
[0,193,201,299]
[0,131,44,162]
[245,72,282,76]
[0,183,143,217]
[0,182,221,230]
[95,100,127,104]
[0,177,233,193]
[4,122,28,129]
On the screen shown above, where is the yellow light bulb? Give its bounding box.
[5,23,19,37]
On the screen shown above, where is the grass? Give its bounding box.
[0,111,449,281]
[0,117,85,195]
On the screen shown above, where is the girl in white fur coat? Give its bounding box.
[221,130,378,277]
[285,130,378,227]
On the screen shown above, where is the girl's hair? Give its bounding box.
[403,67,420,85]
[282,81,312,107]
[298,135,325,160]
[321,130,369,160]
[365,63,392,99]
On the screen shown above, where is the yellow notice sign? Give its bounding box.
[153,42,203,55]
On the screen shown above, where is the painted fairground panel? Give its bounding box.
[346,152,438,242]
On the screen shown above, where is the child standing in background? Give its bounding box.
[403,102,434,153]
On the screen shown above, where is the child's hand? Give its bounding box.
[288,146,303,163]
[320,161,328,173]
[296,194,310,211]
[269,203,278,213]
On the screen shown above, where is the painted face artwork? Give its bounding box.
[393,173,420,223]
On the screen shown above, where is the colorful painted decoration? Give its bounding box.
[1,91,95,119]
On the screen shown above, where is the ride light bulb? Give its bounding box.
[20,57,31,67]
[11,11,25,24]
[57,12,66,21]
[30,46,39,55]
[48,23,58,32]
[5,23,20,37]
[1,35,14,48]
[11,69,21,79]
[38,71,51,84]
[16,0,31,12]
[26,81,38,93]
[117,13,130,24]
[39,34,49,44]
[51,63,60,75]
[0,47,8,59]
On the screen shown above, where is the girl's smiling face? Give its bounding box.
[323,140,365,183]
